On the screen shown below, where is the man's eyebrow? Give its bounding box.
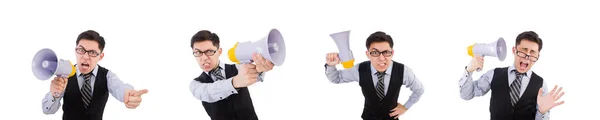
[530,50,538,54]
[519,47,528,51]
[194,48,216,51]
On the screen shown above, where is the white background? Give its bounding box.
[1,0,598,120]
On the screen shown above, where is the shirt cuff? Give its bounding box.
[257,72,265,82]
[537,109,549,120]
[47,92,63,102]
[459,66,472,86]
[404,102,413,110]
[325,64,336,71]
[225,79,239,94]
[44,92,61,109]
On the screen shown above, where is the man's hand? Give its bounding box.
[389,103,407,119]
[124,89,149,109]
[50,77,68,98]
[537,85,565,114]
[326,53,340,67]
[232,64,259,88]
[252,52,274,73]
[466,55,484,72]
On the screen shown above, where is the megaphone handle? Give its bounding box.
[239,61,269,82]
[240,60,253,64]
[476,54,485,72]
[58,75,68,78]
[53,75,69,98]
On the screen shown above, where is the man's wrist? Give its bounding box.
[51,94,60,101]
[538,109,548,115]
[325,64,336,68]
[231,78,239,88]
[465,66,474,73]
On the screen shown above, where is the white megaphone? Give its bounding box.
[32,48,76,80]
[467,37,507,71]
[330,30,354,69]
[228,28,286,81]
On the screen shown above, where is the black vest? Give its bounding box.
[490,67,543,120]
[62,65,110,120]
[194,64,258,120]
[358,61,404,120]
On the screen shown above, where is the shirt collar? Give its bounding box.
[76,64,98,77]
[370,62,393,75]
[508,65,532,77]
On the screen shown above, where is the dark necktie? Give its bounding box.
[81,73,93,109]
[509,70,526,106]
[210,67,225,81]
[375,72,386,101]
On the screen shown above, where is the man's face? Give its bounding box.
[75,39,104,74]
[366,42,394,72]
[193,40,222,72]
[512,40,540,73]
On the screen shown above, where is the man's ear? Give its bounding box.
[512,47,516,55]
[98,52,105,61]
[218,48,222,55]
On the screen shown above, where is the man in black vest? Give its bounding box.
[459,31,565,120]
[41,30,149,120]
[188,30,274,120]
[325,31,425,120]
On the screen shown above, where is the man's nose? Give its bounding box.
[200,54,209,60]
[82,53,91,59]
[377,54,386,60]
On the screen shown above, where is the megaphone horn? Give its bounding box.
[228,28,287,66]
[467,37,507,61]
[32,48,76,80]
[330,30,354,69]
[466,37,507,71]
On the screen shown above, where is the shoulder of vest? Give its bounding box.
[493,67,509,72]
[193,72,212,83]
[358,61,370,69]
[224,63,236,68]
[531,71,543,81]
[95,65,110,77]
[68,75,78,80]
[97,65,109,72]
[392,61,404,67]
[224,64,238,71]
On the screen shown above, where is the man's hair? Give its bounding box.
[515,31,543,51]
[76,30,106,51]
[366,31,394,49]
[190,30,220,48]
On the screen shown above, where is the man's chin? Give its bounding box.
[517,68,530,73]
[376,68,388,72]
[79,70,91,74]
[201,67,212,72]
[77,68,86,72]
